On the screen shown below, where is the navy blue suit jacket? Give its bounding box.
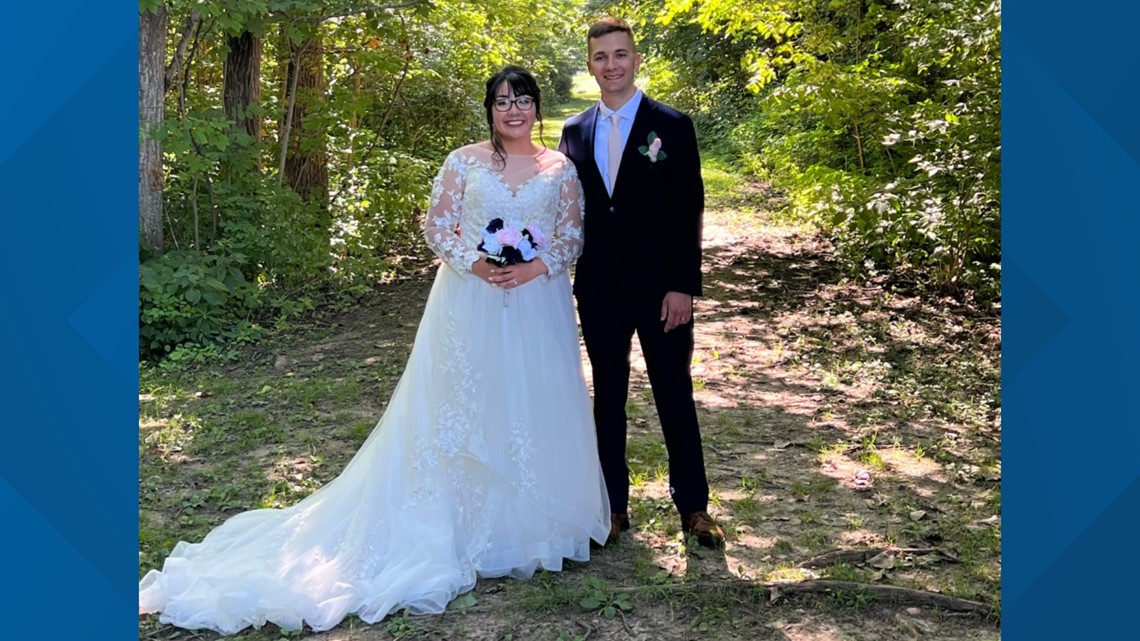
[559,96,704,302]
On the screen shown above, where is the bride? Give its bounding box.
[139,66,611,635]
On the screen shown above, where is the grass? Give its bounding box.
[137,71,1001,640]
[536,73,598,147]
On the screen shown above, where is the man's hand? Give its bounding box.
[661,291,693,332]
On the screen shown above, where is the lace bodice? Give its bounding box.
[424,144,585,279]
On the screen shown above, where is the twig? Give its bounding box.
[141,623,210,640]
[796,546,951,569]
[616,607,633,636]
[612,579,992,615]
[775,580,991,614]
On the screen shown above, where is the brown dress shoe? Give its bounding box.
[680,511,725,549]
[593,512,630,548]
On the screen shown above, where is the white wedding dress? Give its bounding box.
[139,144,611,634]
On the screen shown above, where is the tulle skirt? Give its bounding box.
[139,265,611,634]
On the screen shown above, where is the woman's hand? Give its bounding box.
[486,258,548,289]
[471,258,498,285]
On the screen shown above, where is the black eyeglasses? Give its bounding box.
[493,96,535,112]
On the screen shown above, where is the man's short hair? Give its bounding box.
[588,16,635,44]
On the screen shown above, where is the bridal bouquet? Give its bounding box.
[477,218,547,266]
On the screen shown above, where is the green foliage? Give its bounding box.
[139,249,263,358]
[385,609,422,638]
[145,0,586,356]
[620,0,1001,299]
[577,576,633,620]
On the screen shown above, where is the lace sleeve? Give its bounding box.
[539,160,585,280]
[424,151,481,277]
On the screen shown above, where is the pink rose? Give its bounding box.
[495,227,523,247]
[649,137,662,155]
[527,226,547,249]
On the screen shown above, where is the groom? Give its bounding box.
[559,17,724,549]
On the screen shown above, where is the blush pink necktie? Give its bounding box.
[607,112,621,194]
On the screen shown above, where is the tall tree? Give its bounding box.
[139,2,167,250]
[282,34,329,213]
[224,30,263,143]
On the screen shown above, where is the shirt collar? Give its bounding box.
[598,90,643,122]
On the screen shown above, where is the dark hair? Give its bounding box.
[483,65,545,168]
[588,16,635,45]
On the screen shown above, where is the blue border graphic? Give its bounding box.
[4,2,1140,638]
[0,4,138,637]
[1005,0,1140,638]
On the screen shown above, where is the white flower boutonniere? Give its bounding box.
[639,131,667,163]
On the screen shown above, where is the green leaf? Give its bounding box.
[602,605,616,619]
[657,150,668,160]
[579,597,601,609]
[447,592,477,610]
[184,288,201,304]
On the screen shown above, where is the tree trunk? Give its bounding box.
[139,4,167,251]
[283,35,329,215]
[224,31,263,142]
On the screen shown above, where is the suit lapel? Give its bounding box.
[613,97,656,199]
[582,105,598,155]
[578,106,605,188]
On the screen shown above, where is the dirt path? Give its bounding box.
[140,171,1001,641]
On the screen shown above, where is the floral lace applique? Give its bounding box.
[423,148,584,280]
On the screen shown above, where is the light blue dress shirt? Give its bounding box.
[594,90,644,195]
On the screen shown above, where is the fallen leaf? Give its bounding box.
[867,551,896,569]
[913,618,935,633]
[910,510,927,521]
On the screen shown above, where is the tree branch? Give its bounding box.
[178,16,210,119]
[330,25,412,204]
[165,9,201,94]
[615,579,993,616]
[273,0,427,23]
[796,547,955,569]
[278,42,305,187]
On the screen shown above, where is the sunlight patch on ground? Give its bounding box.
[878,447,947,483]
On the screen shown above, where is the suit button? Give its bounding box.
[609,206,615,214]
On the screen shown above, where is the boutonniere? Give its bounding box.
[639,131,667,163]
